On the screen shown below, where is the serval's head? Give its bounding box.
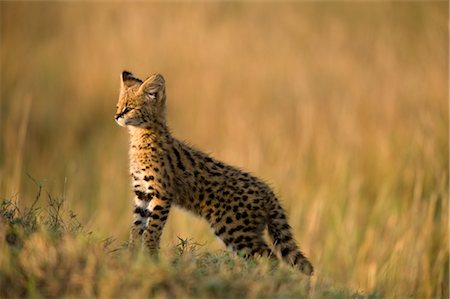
[115,71,166,128]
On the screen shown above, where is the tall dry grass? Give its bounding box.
[1,2,448,298]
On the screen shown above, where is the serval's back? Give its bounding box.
[115,71,313,275]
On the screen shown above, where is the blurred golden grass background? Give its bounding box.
[1,2,448,297]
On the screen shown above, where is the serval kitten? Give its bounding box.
[115,71,313,275]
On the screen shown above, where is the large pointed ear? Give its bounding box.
[121,71,143,88]
[139,73,165,101]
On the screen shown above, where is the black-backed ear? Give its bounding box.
[139,73,165,100]
[121,71,143,88]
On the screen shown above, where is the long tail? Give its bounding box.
[267,199,314,276]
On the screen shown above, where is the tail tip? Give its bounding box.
[299,259,314,276]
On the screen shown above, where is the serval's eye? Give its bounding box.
[122,107,131,114]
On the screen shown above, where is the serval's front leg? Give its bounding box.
[129,189,151,251]
[142,190,172,255]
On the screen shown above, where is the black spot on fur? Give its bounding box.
[281,248,290,257]
[217,226,226,235]
[144,175,154,181]
[172,147,186,171]
[135,191,152,202]
[134,206,149,218]
[282,223,290,230]
[234,225,244,232]
[153,205,164,211]
[166,153,175,171]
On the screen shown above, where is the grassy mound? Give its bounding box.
[0,189,373,299]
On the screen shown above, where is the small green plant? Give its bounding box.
[176,236,204,256]
[1,176,85,244]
